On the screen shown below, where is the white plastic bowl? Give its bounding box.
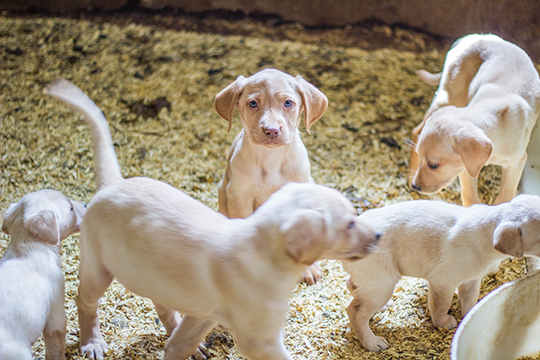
[451,270,540,360]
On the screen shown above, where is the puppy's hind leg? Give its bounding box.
[457,279,481,317]
[427,283,458,329]
[76,248,113,360]
[494,154,527,205]
[163,315,216,360]
[235,333,293,360]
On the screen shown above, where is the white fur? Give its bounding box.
[47,79,379,360]
[0,189,85,360]
[343,195,540,352]
[215,68,328,284]
[409,34,540,207]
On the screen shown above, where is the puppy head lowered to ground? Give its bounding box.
[214,68,328,147]
[261,182,381,265]
[412,106,493,194]
[2,189,86,245]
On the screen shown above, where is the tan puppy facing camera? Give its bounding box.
[48,79,379,360]
[0,189,86,360]
[343,195,540,352]
[215,68,328,284]
[408,34,540,206]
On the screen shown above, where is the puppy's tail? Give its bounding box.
[47,79,123,190]
[416,70,442,86]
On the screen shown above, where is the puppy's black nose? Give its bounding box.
[411,183,421,192]
[263,126,281,139]
[375,232,382,241]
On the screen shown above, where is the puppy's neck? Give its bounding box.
[2,235,62,263]
[2,230,62,256]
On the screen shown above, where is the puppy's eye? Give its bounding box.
[249,100,258,108]
[284,100,293,108]
[348,221,355,229]
[428,162,439,170]
[70,205,74,211]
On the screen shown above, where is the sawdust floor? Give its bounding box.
[0,12,532,360]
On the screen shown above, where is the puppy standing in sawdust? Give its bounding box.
[0,189,86,360]
[48,79,380,360]
[343,195,540,352]
[215,68,328,284]
[408,34,540,207]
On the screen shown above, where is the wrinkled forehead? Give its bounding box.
[242,72,299,98]
[22,189,69,208]
[417,120,455,156]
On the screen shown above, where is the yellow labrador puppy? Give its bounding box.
[0,189,86,360]
[48,79,379,360]
[344,195,540,352]
[215,68,328,284]
[408,34,540,206]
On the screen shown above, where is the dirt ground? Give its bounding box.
[0,10,532,359]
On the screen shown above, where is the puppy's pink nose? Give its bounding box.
[263,126,281,139]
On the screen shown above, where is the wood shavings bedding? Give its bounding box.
[0,14,533,360]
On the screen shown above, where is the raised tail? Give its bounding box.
[47,79,123,190]
[416,70,442,86]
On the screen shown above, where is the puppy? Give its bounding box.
[48,79,379,360]
[408,34,540,207]
[343,195,540,352]
[0,189,86,360]
[215,68,328,284]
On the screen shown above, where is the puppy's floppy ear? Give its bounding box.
[214,75,247,133]
[454,126,493,178]
[493,222,524,258]
[1,203,19,235]
[24,209,60,245]
[282,209,326,266]
[295,75,328,133]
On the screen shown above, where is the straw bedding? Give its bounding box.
[0,13,534,359]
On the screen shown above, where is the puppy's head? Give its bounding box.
[214,68,328,148]
[2,189,86,245]
[493,195,540,258]
[270,183,380,266]
[411,107,493,193]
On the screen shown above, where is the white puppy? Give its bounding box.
[343,195,540,352]
[408,34,540,207]
[0,189,86,360]
[215,68,328,284]
[48,79,379,360]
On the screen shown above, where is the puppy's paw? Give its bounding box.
[433,314,457,329]
[362,335,390,352]
[302,262,322,285]
[191,344,211,360]
[81,340,108,360]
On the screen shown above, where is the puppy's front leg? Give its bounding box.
[459,172,481,207]
[44,290,67,360]
[347,297,390,352]
[226,194,255,219]
[427,283,457,329]
[154,303,182,335]
[495,155,527,205]
[457,279,481,317]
